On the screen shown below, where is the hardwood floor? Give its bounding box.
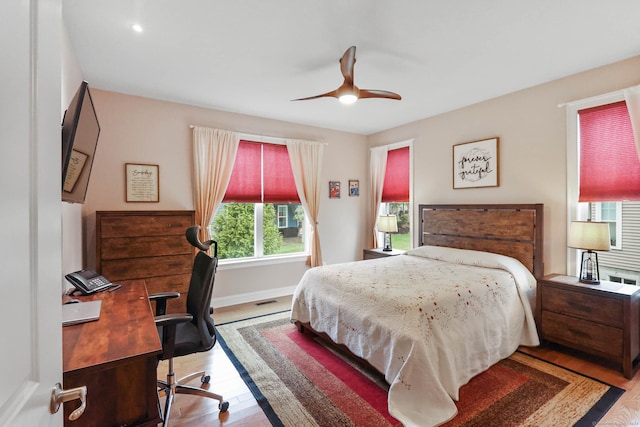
[156,297,291,426]
[159,296,640,426]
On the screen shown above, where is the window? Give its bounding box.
[609,275,637,285]
[567,94,640,282]
[277,205,288,228]
[593,202,622,249]
[380,144,412,250]
[209,140,307,261]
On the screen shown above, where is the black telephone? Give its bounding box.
[65,269,112,295]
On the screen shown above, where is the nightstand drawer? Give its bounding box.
[541,286,623,328]
[541,311,623,359]
[363,248,405,260]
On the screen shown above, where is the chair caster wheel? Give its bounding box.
[201,374,210,384]
[219,401,229,412]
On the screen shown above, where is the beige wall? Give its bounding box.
[63,54,640,305]
[79,90,368,304]
[368,55,640,276]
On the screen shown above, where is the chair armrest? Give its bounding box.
[149,292,181,316]
[149,292,181,301]
[155,313,193,360]
[154,313,193,327]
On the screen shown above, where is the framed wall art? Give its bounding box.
[348,179,359,197]
[329,181,341,199]
[126,163,159,202]
[452,137,499,189]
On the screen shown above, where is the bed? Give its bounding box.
[290,203,544,427]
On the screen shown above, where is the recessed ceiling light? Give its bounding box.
[132,24,143,33]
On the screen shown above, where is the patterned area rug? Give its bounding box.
[216,311,624,427]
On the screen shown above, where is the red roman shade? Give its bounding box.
[579,101,640,202]
[382,146,410,202]
[263,143,299,203]
[223,140,300,203]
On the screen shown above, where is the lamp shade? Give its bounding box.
[378,214,398,233]
[568,221,611,251]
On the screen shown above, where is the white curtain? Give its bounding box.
[624,84,640,160]
[286,139,324,267]
[192,126,239,242]
[369,146,388,248]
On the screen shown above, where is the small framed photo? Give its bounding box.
[126,163,159,202]
[348,179,359,197]
[329,181,341,199]
[453,137,499,189]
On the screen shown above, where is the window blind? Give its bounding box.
[223,140,300,203]
[579,101,640,202]
[382,146,410,202]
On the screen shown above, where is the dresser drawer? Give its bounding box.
[541,286,623,328]
[100,235,193,260]
[541,311,623,359]
[99,213,193,238]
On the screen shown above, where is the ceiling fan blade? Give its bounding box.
[359,89,402,100]
[291,89,339,101]
[340,46,356,85]
[294,46,401,103]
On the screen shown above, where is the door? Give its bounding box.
[0,0,63,426]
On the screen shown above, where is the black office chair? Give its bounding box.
[150,225,229,426]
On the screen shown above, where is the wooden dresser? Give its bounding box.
[96,210,195,313]
[537,274,640,378]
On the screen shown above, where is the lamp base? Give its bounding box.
[578,250,601,285]
[382,232,393,251]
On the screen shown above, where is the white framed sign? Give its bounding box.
[125,163,159,202]
[453,137,499,189]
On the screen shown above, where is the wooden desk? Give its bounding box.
[62,280,162,426]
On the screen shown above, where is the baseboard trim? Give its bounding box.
[211,285,297,308]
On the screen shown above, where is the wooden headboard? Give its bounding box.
[418,204,544,278]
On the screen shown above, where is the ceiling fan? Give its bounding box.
[292,46,401,105]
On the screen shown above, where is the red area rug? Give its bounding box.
[217,312,623,426]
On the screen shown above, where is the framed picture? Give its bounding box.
[126,163,159,202]
[63,149,88,193]
[348,179,359,197]
[329,181,341,199]
[453,137,499,189]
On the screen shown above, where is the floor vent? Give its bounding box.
[256,300,278,306]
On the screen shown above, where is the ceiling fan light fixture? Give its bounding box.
[293,46,401,104]
[339,93,358,104]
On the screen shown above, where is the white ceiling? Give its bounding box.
[62,1,640,135]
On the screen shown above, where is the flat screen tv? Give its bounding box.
[61,81,100,203]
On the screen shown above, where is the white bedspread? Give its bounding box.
[290,246,539,427]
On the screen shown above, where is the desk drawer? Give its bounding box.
[541,311,622,359]
[541,286,622,328]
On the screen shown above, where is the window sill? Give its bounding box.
[218,253,309,270]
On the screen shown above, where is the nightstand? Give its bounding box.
[536,274,640,378]
[362,248,405,260]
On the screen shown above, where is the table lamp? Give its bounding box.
[568,220,611,284]
[378,214,398,251]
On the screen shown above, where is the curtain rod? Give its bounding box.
[189,125,327,145]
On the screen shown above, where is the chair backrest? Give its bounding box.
[185,226,218,351]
